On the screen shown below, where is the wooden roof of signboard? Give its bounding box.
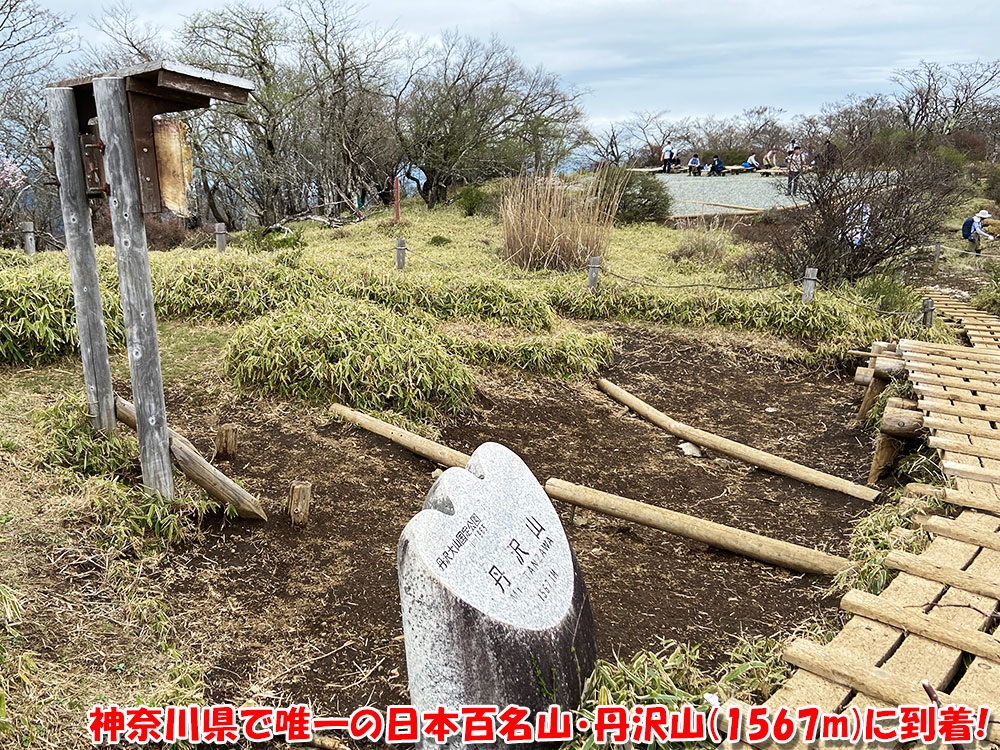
[52,60,254,123]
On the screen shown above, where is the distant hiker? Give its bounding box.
[963,210,995,255]
[742,152,760,170]
[762,148,777,168]
[707,155,725,176]
[688,154,702,176]
[786,146,805,196]
[822,139,839,167]
[661,142,674,173]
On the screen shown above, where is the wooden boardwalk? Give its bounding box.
[726,293,1000,748]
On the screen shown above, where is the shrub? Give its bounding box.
[0,264,125,365]
[456,186,488,217]
[428,235,452,246]
[986,166,1000,206]
[0,250,29,269]
[225,296,475,418]
[501,169,627,271]
[615,171,673,224]
[33,394,138,480]
[670,228,730,265]
[236,225,306,253]
[148,251,325,322]
[446,326,614,377]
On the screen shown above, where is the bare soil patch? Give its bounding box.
[154,322,874,719]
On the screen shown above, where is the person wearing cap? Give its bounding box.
[962,210,995,255]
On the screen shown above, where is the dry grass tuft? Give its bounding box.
[501,169,627,271]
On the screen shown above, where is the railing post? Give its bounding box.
[396,237,406,270]
[933,242,941,267]
[215,222,227,253]
[922,298,935,328]
[802,267,818,303]
[588,255,601,293]
[21,221,35,256]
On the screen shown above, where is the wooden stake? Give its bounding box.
[94,76,173,499]
[801,267,817,303]
[598,378,881,502]
[587,255,600,292]
[545,479,849,575]
[288,481,311,525]
[885,549,1000,600]
[215,222,227,253]
[840,589,1000,661]
[115,397,267,521]
[214,423,238,461]
[46,86,116,434]
[867,435,902,484]
[856,376,889,422]
[21,221,35,255]
[921,298,935,328]
[395,237,406,270]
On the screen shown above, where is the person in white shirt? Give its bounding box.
[661,142,674,173]
[742,152,760,170]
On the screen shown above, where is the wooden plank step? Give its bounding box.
[884,549,1000,599]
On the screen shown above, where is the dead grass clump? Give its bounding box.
[670,227,730,265]
[501,169,627,271]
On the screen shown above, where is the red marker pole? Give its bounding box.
[394,176,400,222]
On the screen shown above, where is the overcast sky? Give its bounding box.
[51,0,1000,124]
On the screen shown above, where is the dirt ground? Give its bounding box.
[153,322,875,724]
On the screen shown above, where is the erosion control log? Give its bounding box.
[597,379,881,502]
[330,402,850,575]
[116,397,267,521]
[544,479,849,575]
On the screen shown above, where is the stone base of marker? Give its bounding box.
[398,443,597,748]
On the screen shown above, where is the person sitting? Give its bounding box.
[707,155,725,176]
[741,152,760,170]
[687,154,702,176]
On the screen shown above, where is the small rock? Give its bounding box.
[571,516,587,527]
[679,441,703,458]
[431,468,443,479]
[713,457,740,469]
[765,407,778,413]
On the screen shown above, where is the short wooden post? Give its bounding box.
[587,255,601,293]
[921,298,934,328]
[93,76,173,499]
[21,221,35,256]
[215,423,238,461]
[288,481,312,525]
[215,223,227,253]
[46,87,117,433]
[802,267,818,303]
[394,176,400,223]
[395,237,406,270]
[933,242,941,266]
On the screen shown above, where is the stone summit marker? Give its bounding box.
[398,442,597,745]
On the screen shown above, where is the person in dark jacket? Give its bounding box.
[707,155,725,176]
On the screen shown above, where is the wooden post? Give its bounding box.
[933,242,941,267]
[801,267,818,303]
[215,222,227,253]
[867,435,902,484]
[395,237,406,270]
[93,76,173,500]
[215,423,238,461]
[21,221,35,256]
[587,255,600,292]
[46,87,117,434]
[394,175,400,223]
[288,481,311,525]
[879,407,924,439]
[921,298,934,328]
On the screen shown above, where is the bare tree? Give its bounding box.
[79,0,169,73]
[893,60,1000,135]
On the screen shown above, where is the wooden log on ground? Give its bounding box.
[288,481,311,525]
[597,378,881,502]
[885,549,1000,600]
[879,407,924,439]
[868,435,902,484]
[915,514,1000,552]
[783,639,1000,744]
[840,588,1000,661]
[215,423,238,461]
[116,397,267,520]
[330,402,849,575]
[544,479,849,575]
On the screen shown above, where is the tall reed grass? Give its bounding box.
[501,169,627,271]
